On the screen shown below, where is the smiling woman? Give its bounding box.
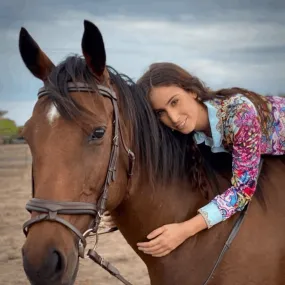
[149,85,209,133]
[134,61,285,257]
[18,19,285,285]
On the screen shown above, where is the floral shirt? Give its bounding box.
[195,94,285,228]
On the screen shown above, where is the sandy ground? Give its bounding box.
[0,144,149,285]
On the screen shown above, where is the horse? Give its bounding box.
[19,20,285,285]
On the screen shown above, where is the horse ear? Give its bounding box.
[81,20,106,78]
[19,27,55,82]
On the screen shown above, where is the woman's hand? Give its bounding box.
[137,223,188,257]
[137,214,207,257]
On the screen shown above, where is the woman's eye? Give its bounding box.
[89,127,105,141]
[171,99,178,106]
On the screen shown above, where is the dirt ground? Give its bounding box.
[0,144,149,285]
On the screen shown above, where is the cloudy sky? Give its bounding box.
[1,0,285,126]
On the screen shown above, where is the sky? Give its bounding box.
[0,0,285,126]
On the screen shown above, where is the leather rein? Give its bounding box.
[22,81,264,285]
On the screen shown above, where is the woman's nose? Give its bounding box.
[167,111,179,124]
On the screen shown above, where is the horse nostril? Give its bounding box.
[22,247,66,283]
[51,249,65,277]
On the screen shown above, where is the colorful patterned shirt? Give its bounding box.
[195,94,285,228]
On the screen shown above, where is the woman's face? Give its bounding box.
[149,85,205,134]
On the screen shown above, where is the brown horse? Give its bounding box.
[19,20,285,285]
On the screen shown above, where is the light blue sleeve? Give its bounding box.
[198,201,223,228]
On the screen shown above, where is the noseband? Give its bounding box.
[22,82,135,285]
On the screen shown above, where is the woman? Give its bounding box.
[103,62,285,257]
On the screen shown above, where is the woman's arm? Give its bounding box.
[198,99,262,228]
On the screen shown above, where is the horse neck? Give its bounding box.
[114,171,208,247]
[113,156,238,284]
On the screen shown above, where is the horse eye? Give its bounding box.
[89,127,105,141]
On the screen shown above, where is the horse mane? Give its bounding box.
[43,55,226,199]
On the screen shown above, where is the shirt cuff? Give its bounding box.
[198,202,223,228]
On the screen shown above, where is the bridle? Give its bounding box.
[22,82,135,285]
[22,81,264,285]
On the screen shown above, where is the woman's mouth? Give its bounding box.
[175,118,187,130]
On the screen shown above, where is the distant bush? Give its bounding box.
[0,119,18,136]
[0,110,26,144]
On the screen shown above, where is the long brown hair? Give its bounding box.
[137,62,272,136]
[137,62,272,193]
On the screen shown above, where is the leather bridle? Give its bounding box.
[22,82,135,285]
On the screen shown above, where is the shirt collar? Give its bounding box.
[194,100,227,153]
